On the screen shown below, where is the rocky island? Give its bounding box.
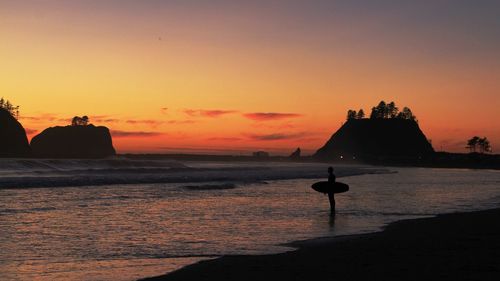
[0,107,31,157]
[30,116,116,158]
[314,101,435,162]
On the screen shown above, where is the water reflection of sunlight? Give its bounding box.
[1,168,499,280]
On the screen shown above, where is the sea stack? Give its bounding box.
[289,147,301,159]
[0,108,32,157]
[314,118,434,161]
[30,124,116,158]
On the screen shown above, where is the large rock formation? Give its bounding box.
[30,125,116,158]
[0,108,31,157]
[314,119,434,161]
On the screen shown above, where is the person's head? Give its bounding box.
[328,166,333,174]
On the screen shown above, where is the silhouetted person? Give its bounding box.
[327,166,336,215]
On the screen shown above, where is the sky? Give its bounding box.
[1,0,499,155]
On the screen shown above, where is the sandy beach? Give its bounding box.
[141,208,500,281]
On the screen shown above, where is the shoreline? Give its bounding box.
[122,153,500,170]
[140,208,500,281]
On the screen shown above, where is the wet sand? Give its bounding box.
[141,208,500,281]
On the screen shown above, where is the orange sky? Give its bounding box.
[1,1,499,155]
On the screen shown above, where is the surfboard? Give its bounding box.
[311,181,349,194]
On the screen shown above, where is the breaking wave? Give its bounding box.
[0,158,389,189]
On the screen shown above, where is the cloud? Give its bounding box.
[20,113,60,122]
[21,114,163,126]
[157,146,250,154]
[245,132,307,141]
[20,114,118,125]
[183,109,197,117]
[90,115,120,123]
[183,109,238,118]
[251,121,298,130]
[201,110,238,118]
[95,118,120,123]
[167,120,197,124]
[206,137,243,141]
[243,112,303,121]
[125,119,163,127]
[57,118,72,123]
[110,130,164,138]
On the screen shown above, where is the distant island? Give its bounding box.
[0,99,117,159]
[30,116,116,158]
[314,118,434,161]
[314,101,433,161]
[312,101,498,169]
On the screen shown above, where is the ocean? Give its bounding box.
[1,159,499,280]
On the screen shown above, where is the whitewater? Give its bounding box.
[0,158,383,188]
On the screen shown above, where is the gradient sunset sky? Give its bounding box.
[2,0,499,154]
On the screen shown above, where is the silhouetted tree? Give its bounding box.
[397,107,416,121]
[370,101,388,119]
[370,106,377,119]
[71,116,90,126]
[367,101,417,120]
[466,136,480,153]
[357,109,365,119]
[0,97,20,119]
[346,110,357,120]
[387,102,399,118]
[478,137,492,153]
[377,101,387,118]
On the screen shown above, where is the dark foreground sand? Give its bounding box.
[141,208,500,281]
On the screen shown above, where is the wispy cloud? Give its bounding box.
[243,112,303,121]
[20,113,60,122]
[201,110,238,118]
[20,114,118,125]
[250,121,298,130]
[245,132,307,141]
[167,120,197,124]
[125,119,163,127]
[184,109,238,118]
[206,137,243,141]
[91,115,120,123]
[111,130,164,138]
[157,146,250,154]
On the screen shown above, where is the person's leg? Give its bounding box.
[327,192,336,215]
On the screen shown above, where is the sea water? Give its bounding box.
[0,161,499,280]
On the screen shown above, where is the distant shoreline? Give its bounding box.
[140,207,500,281]
[0,152,500,170]
[2,151,498,170]
[120,152,500,170]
